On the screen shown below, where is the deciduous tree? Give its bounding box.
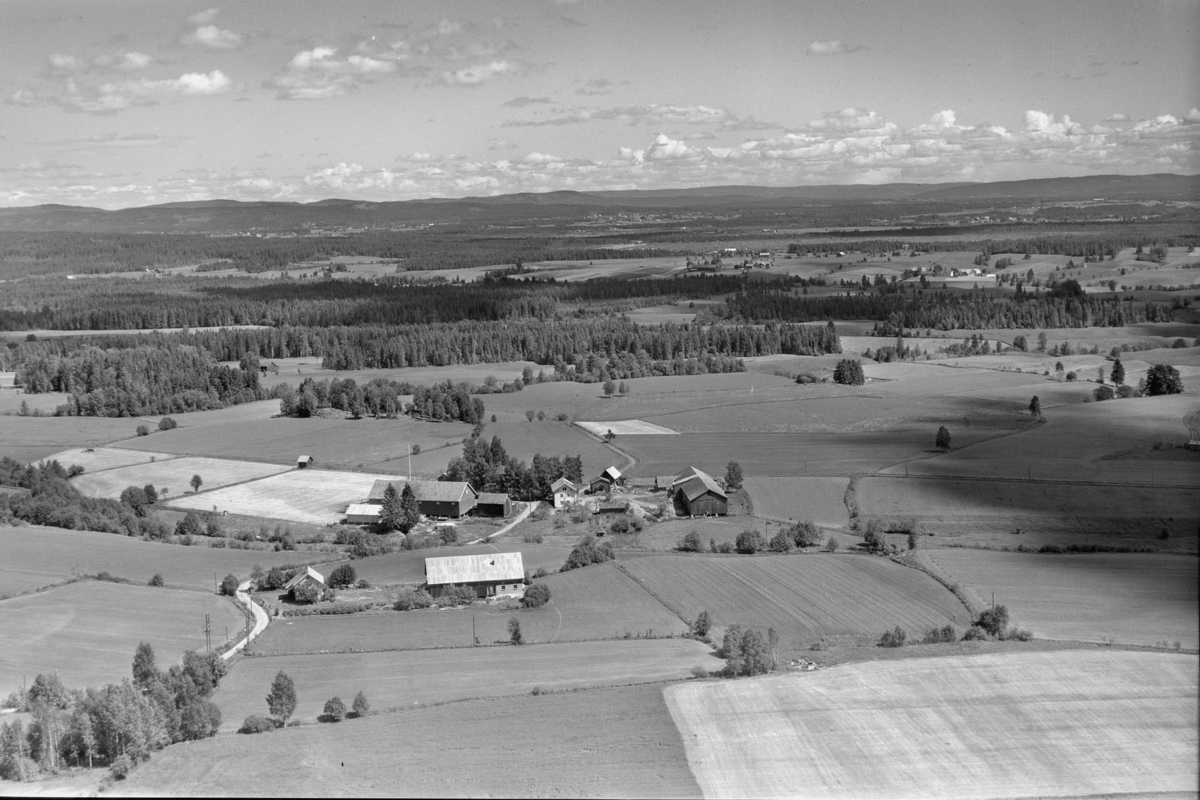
[266,671,297,724]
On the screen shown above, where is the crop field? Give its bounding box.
[666,650,1199,799]
[215,638,722,731]
[112,413,472,472]
[0,526,312,597]
[0,415,159,464]
[167,468,406,525]
[71,455,292,500]
[742,477,850,527]
[576,419,679,436]
[119,683,701,798]
[927,550,1199,648]
[0,580,245,694]
[40,446,180,473]
[251,562,684,654]
[311,542,571,587]
[620,554,968,649]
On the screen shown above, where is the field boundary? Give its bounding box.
[611,560,695,628]
[863,470,1199,491]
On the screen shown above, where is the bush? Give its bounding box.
[795,372,820,384]
[678,531,703,552]
[691,610,712,639]
[562,535,615,571]
[438,525,458,545]
[328,563,357,589]
[824,536,839,552]
[961,626,989,641]
[148,573,164,587]
[787,520,821,548]
[533,567,548,579]
[920,625,957,644]
[508,617,523,645]
[394,588,434,611]
[352,691,370,718]
[878,626,908,648]
[219,574,239,596]
[717,541,734,554]
[767,530,793,552]
[609,514,642,535]
[521,582,552,608]
[322,696,346,722]
[1003,627,1033,641]
[1093,385,1115,402]
[862,519,888,553]
[735,530,763,554]
[109,753,134,780]
[292,581,321,604]
[158,417,178,431]
[690,665,710,678]
[976,605,1010,637]
[1065,370,1077,382]
[135,425,150,437]
[239,715,276,734]
[437,585,479,606]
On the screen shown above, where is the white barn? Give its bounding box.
[424,552,525,599]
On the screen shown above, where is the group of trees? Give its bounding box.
[442,436,583,501]
[277,376,487,424]
[717,624,779,677]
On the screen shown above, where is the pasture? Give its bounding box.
[71,455,292,500]
[926,550,1199,648]
[619,555,968,649]
[0,415,158,464]
[666,650,1199,799]
[40,446,179,473]
[215,638,722,731]
[0,580,245,695]
[167,468,406,525]
[242,358,547,391]
[0,526,312,597]
[119,682,700,798]
[310,542,572,587]
[742,477,850,527]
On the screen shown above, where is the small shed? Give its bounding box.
[588,465,623,494]
[595,501,627,515]
[551,477,579,508]
[474,492,512,518]
[345,503,380,525]
[283,567,325,602]
[424,552,525,599]
[653,475,675,492]
[673,467,728,517]
[297,455,314,469]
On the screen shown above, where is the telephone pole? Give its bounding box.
[204,614,212,658]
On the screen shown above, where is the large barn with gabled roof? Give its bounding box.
[368,478,479,518]
[424,552,525,599]
[671,466,728,517]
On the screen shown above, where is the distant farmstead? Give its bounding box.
[424,552,525,599]
[671,466,728,517]
[368,479,479,518]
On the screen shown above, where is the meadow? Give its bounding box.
[666,650,1199,799]
[244,358,546,391]
[120,682,701,798]
[619,554,969,649]
[39,446,179,473]
[71,455,292,500]
[0,415,160,464]
[0,580,245,695]
[925,550,1199,648]
[310,542,572,587]
[167,468,406,525]
[0,526,312,597]
[215,638,722,731]
[741,477,851,527]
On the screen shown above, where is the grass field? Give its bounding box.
[71,455,292,500]
[576,419,679,435]
[926,550,1199,648]
[40,446,179,473]
[310,542,572,587]
[742,477,850,527]
[0,580,245,695]
[620,554,968,649]
[0,415,160,464]
[167,468,406,525]
[666,650,1199,799]
[216,638,721,731]
[243,358,547,391]
[0,526,314,597]
[119,682,701,798]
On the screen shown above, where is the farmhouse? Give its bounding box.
[297,455,314,469]
[551,476,580,508]
[672,466,728,517]
[474,492,512,518]
[284,567,325,601]
[344,503,380,525]
[589,466,623,494]
[424,552,525,599]
[368,479,479,518]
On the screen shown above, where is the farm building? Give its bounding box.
[595,501,627,515]
[424,552,525,599]
[474,492,512,518]
[368,479,478,518]
[672,467,728,517]
[284,567,325,602]
[588,466,623,494]
[551,477,580,508]
[345,503,380,525]
[297,455,314,469]
[654,475,674,492]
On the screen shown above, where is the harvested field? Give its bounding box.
[251,562,684,654]
[216,638,721,731]
[0,580,245,695]
[927,550,1199,648]
[167,468,406,525]
[120,682,700,798]
[666,650,1199,799]
[743,477,850,527]
[311,542,572,587]
[40,446,179,473]
[72,456,291,500]
[0,415,158,463]
[576,419,679,436]
[0,526,312,597]
[620,554,968,649]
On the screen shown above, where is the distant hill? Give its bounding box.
[0,174,1194,233]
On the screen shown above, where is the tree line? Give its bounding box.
[442,436,584,501]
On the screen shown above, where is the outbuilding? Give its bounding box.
[297,455,314,469]
[283,566,325,602]
[345,503,380,525]
[588,466,623,494]
[424,552,525,599]
[672,466,728,517]
[368,479,478,518]
[474,492,512,518]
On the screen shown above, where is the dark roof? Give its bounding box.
[676,468,727,502]
[284,566,325,590]
[476,492,510,505]
[368,479,477,504]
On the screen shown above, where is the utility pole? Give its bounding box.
[408,442,412,481]
[204,614,212,658]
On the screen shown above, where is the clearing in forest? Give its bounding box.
[666,650,1199,799]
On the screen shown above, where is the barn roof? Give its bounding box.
[476,492,510,505]
[345,503,379,518]
[368,479,477,503]
[368,479,404,502]
[602,466,622,481]
[551,477,577,492]
[297,454,313,461]
[425,552,524,586]
[284,566,325,590]
[676,468,726,501]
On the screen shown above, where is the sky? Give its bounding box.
[1,0,1197,209]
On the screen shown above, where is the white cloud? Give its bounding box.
[188,8,220,25]
[1187,108,1200,123]
[806,40,865,55]
[1104,113,1130,122]
[270,46,398,99]
[182,9,243,49]
[440,60,514,86]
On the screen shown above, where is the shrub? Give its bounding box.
[691,610,712,639]
[1065,370,1077,382]
[437,585,479,606]
[795,372,820,384]
[356,578,371,589]
[690,665,710,679]
[562,535,615,571]
[609,515,642,535]
[219,574,239,596]
[508,617,523,645]
[976,605,1009,637]
[523,531,544,544]
[678,531,703,552]
[862,519,888,553]
[533,567,548,579]
[920,625,957,644]
[521,583,552,608]
[878,626,908,648]
[328,563,356,589]
[352,691,370,718]
[158,417,177,431]
[291,581,320,604]
[109,753,134,780]
[135,425,150,437]
[322,696,346,722]
[788,520,821,548]
[394,588,434,611]
[767,530,793,552]
[735,530,763,554]
[961,625,989,641]
[1003,627,1033,642]
[438,525,458,545]
[239,715,276,734]
[824,536,839,552]
[148,573,164,587]
[1093,385,1115,402]
[717,541,734,554]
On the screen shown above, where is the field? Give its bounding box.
[576,419,679,436]
[39,446,179,473]
[0,526,314,597]
[119,682,700,798]
[926,550,1199,648]
[251,562,685,654]
[310,542,573,587]
[70,455,292,500]
[214,638,722,731]
[666,650,1199,799]
[620,554,969,649]
[242,358,547,391]
[742,477,850,527]
[167,468,406,525]
[0,580,245,694]
[0,415,160,464]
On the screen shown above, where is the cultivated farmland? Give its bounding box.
[311,542,572,587]
[0,415,161,464]
[620,555,968,649]
[40,446,179,473]
[0,580,245,694]
[215,638,721,731]
[121,682,701,798]
[666,650,1199,799]
[167,468,406,525]
[0,525,313,597]
[926,550,1199,648]
[742,477,850,527]
[71,455,291,500]
[576,419,679,436]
